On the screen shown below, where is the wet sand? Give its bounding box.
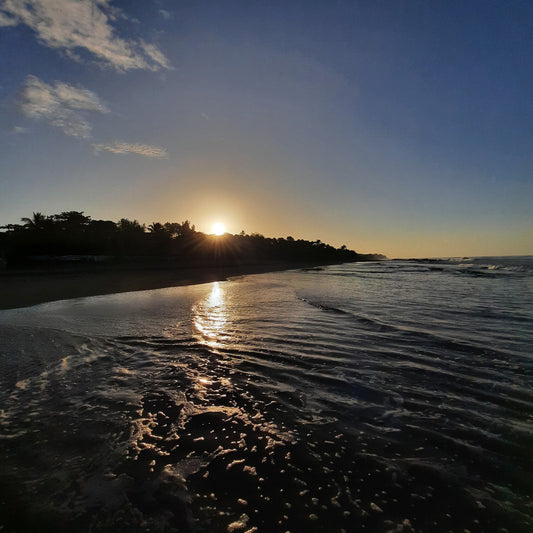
[0,261,330,310]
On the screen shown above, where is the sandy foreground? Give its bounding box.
[0,261,328,310]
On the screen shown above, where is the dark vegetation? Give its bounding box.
[0,211,385,270]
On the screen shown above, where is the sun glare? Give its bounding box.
[211,222,225,236]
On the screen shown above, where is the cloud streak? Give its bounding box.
[93,141,168,158]
[18,75,108,138]
[17,76,167,157]
[0,0,170,71]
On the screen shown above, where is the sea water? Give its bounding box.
[0,257,532,532]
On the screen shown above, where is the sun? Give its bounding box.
[211,222,225,236]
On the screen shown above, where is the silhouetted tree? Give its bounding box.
[148,222,165,233]
[117,218,145,233]
[21,212,48,230]
[0,209,385,268]
[179,220,196,236]
[163,222,181,238]
[53,211,91,230]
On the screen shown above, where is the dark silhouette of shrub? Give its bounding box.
[0,211,385,269]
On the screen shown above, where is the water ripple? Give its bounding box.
[0,260,531,531]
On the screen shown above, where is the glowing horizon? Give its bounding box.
[0,2,531,258]
[211,222,226,236]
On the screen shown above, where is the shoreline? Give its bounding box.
[0,261,338,311]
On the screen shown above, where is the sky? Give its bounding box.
[0,0,532,258]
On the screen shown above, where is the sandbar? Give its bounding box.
[0,261,333,310]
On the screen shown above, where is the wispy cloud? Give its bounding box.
[0,0,170,71]
[10,126,28,135]
[0,10,17,26]
[18,75,108,138]
[16,76,168,157]
[159,9,173,21]
[93,141,168,158]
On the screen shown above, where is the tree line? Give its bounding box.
[0,211,385,268]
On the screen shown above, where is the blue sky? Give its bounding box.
[1,0,531,257]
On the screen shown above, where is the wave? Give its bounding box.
[418,256,533,274]
[0,263,531,532]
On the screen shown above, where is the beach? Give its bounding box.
[0,261,330,310]
[0,257,531,532]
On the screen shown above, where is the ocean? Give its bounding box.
[0,257,532,532]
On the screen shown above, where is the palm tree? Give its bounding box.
[21,212,47,230]
[148,222,165,233]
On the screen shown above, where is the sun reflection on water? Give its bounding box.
[193,282,228,349]
[191,282,237,400]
